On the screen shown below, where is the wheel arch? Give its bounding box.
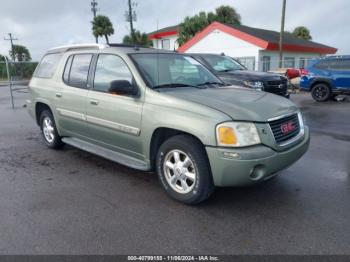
[35,102,53,126]
[149,127,207,170]
[310,78,333,90]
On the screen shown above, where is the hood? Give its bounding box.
[162,87,298,122]
[217,70,283,82]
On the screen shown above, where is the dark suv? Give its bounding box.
[300,56,350,102]
[190,53,290,98]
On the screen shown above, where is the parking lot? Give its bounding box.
[0,89,349,255]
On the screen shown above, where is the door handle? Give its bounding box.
[55,93,62,98]
[90,99,99,106]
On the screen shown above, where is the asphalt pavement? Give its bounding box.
[0,89,349,255]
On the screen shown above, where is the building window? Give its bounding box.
[284,57,295,68]
[299,58,306,68]
[161,39,170,50]
[234,56,256,70]
[262,56,271,72]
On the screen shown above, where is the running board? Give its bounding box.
[62,137,150,171]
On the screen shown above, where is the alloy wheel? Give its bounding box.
[163,150,196,194]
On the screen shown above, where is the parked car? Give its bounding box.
[300,56,350,102]
[189,53,290,98]
[27,44,310,204]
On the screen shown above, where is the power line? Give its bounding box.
[91,0,99,43]
[4,33,18,61]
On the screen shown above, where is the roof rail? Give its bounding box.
[47,43,107,53]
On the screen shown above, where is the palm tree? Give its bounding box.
[292,26,312,40]
[0,54,6,62]
[92,15,115,44]
[123,31,153,47]
[10,45,32,62]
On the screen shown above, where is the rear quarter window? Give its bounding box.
[34,53,62,78]
[330,59,350,71]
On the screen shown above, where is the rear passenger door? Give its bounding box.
[56,53,93,138]
[330,59,350,89]
[86,54,143,159]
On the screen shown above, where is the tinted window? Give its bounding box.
[68,54,92,88]
[202,55,245,72]
[63,55,73,83]
[34,53,62,78]
[234,56,255,70]
[331,59,350,71]
[93,55,133,93]
[314,60,330,70]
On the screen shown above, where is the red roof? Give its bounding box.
[148,25,179,40]
[149,22,337,54]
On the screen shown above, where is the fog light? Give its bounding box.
[222,152,240,159]
[249,165,266,181]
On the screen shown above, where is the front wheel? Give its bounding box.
[156,135,215,205]
[311,83,331,102]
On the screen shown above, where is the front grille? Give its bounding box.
[269,114,300,144]
[264,79,288,95]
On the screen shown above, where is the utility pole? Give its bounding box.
[4,33,18,61]
[125,0,137,44]
[91,0,99,43]
[279,0,287,68]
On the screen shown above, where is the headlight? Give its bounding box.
[244,81,264,91]
[216,122,261,147]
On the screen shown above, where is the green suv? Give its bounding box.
[27,44,310,204]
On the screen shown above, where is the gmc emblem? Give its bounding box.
[281,121,295,134]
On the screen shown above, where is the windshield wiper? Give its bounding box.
[197,81,226,87]
[153,83,204,89]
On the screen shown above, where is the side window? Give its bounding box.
[34,53,62,78]
[64,54,92,88]
[330,59,350,71]
[93,54,133,93]
[314,60,330,70]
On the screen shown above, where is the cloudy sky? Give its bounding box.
[0,0,349,60]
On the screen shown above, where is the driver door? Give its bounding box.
[86,54,144,159]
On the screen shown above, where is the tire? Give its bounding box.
[39,110,64,149]
[156,134,215,204]
[311,83,331,102]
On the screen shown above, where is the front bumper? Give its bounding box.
[206,127,310,187]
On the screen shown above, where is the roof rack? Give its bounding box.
[47,43,107,53]
[325,55,350,59]
[46,43,153,54]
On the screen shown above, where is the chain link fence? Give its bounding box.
[0,58,38,108]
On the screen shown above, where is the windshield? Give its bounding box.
[202,55,245,72]
[130,53,223,89]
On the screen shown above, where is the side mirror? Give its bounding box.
[108,80,136,96]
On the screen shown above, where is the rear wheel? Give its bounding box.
[40,110,64,149]
[156,135,215,204]
[311,83,331,102]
